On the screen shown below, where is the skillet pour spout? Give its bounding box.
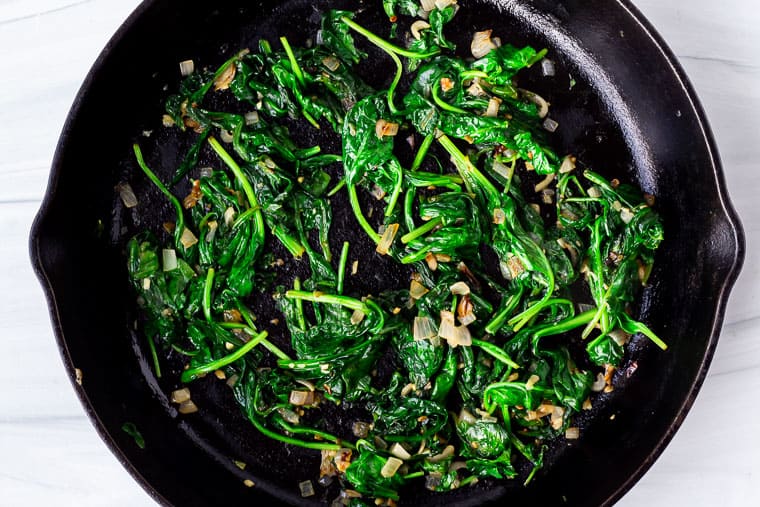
[30,0,744,505]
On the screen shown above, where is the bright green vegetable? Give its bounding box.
[125,2,665,503]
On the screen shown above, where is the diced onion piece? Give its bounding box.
[439,311,472,347]
[179,59,195,76]
[591,372,606,392]
[226,373,239,387]
[213,63,236,91]
[559,155,575,174]
[220,129,234,143]
[411,20,431,40]
[350,309,366,325]
[506,255,525,279]
[587,186,602,198]
[541,189,555,204]
[142,278,151,290]
[277,407,301,424]
[116,182,138,208]
[390,443,412,460]
[458,408,477,425]
[351,260,359,275]
[438,310,456,338]
[205,220,218,242]
[425,252,438,271]
[434,253,452,263]
[435,0,456,9]
[375,119,399,139]
[604,364,616,392]
[534,173,555,193]
[401,383,416,396]
[299,480,315,498]
[162,114,175,127]
[183,179,201,209]
[583,397,593,411]
[529,403,556,420]
[620,207,635,224]
[475,408,498,423]
[525,403,554,421]
[352,421,371,438]
[471,30,497,58]
[224,206,236,226]
[245,111,260,125]
[449,281,470,295]
[520,89,550,118]
[543,117,559,132]
[420,0,436,11]
[611,200,622,211]
[439,77,455,92]
[526,374,540,389]
[223,309,242,323]
[162,249,178,271]
[485,97,502,118]
[180,227,199,249]
[428,445,455,463]
[565,427,580,439]
[550,406,565,429]
[410,279,429,299]
[376,223,399,255]
[343,489,362,499]
[541,58,556,77]
[466,79,487,97]
[171,388,191,404]
[243,479,255,488]
[370,184,387,200]
[457,293,475,323]
[178,399,198,414]
[296,379,316,391]
[609,328,631,346]
[458,312,476,327]
[381,457,403,478]
[559,155,576,174]
[289,390,315,406]
[322,55,340,71]
[413,316,437,341]
[319,449,338,482]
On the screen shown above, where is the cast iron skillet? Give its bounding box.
[30,0,744,505]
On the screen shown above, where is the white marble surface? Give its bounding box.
[1,0,757,505]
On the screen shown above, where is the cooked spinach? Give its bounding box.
[125,1,665,503]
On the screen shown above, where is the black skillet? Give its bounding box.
[29,0,744,505]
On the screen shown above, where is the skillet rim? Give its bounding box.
[28,0,746,505]
[591,1,746,504]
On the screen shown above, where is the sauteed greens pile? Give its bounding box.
[126,1,665,503]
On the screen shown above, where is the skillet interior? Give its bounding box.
[30,0,744,505]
